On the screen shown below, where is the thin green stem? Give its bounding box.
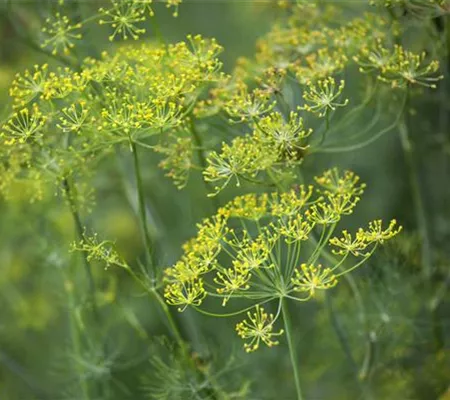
[189,118,219,209]
[398,89,442,350]
[63,272,90,400]
[318,113,330,147]
[62,177,99,319]
[281,299,303,400]
[398,112,432,281]
[130,141,155,276]
[315,93,407,154]
[151,290,187,354]
[195,298,275,318]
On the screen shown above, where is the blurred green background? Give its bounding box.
[0,1,449,399]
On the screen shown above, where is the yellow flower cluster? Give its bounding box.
[1,105,47,146]
[9,64,49,108]
[154,135,194,189]
[203,111,314,195]
[164,169,401,351]
[71,233,129,270]
[235,305,284,353]
[291,264,338,297]
[1,34,223,195]
[41,12,82,55]
[300,78,349,118]
[356,42,443,88]
[98,1,147,41]
[196,5,444,197]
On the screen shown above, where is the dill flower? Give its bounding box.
[71,233,129,270]
[9,64,48,108]
[166,0,182,17]
[224,84,275,123]
[203,113,314,196]
[315,168,365,197]
[1,105,47,145]
[226,193,269,221]
[99,0,146,41]
[154,135,194,189]
[214,268,251,305]
[315,168,365,215]
[362,219,403,244]
[42,68,87,100]
[300,77,349,118]
[279,215,314,243]
[255,111,313,164]
[291,264,338,297]
[235,305,284,352]
[306,202,341,225]
[329,230,370,257]
[164,279,206,312]
[203,137,276,195]
[164,256,211,283]
[294,49,348,84]
[133,0,155,16]
[354,39,395,74]
[380,46,443,88]
[326,16,387,54]
[165,169,401,352]
[57,102,91,133]
[269,186,314,217]
[169,35,224,83]
[41,13,82,55]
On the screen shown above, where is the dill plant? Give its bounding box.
[0,0,449,399]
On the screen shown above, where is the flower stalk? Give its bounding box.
[281,298,303,400]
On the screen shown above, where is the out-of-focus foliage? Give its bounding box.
[0,0,450,399]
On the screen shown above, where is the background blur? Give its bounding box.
[0,1,449,399]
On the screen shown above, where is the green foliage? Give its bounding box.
[0,0,449,399]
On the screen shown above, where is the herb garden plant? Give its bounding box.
[0,1,449,399]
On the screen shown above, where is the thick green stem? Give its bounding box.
[281,299,303,400]
[130,141,155,275]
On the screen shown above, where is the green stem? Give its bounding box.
[325,292,372,399]
[315,93,407,154]
[130,141,155,276]
[62,177,99,318]
[281,299,303,400]
[325,291,357,370]
[318,113,330,147]
[398,90,442,350]
[64,274,90,400]
[189,118,219,209]
[151,290,188,355]
[398,121,432,281]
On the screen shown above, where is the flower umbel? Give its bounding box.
[291,264,338,297]
[300,77,349,117]
[164,279,207,312]
[235,305,284,352]
[41,13,82,55]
